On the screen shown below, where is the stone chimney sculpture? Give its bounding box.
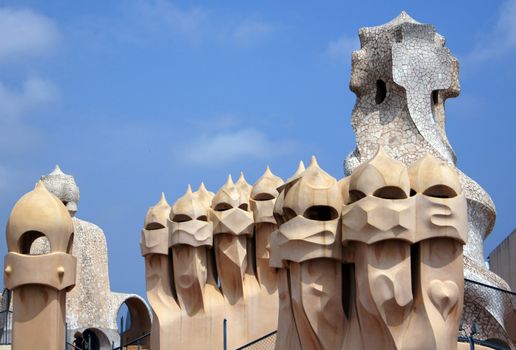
[270,151,467,350]
[345,11,513,345]
[28,166,152,347]
[141,193,175,350]
[275,156,345,350]
[4,181,76,349]
[269,162,304,350]
[210,175,254,305]
[250,166,283,293]
[342,149,416,349]
[341,150,467,349]
[142,187,222,350]
[141,177,279,349]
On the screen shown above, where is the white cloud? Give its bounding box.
[137,2,275,45]
[469,0,516,61]
[76,1,276,48]
[178,127,295,165]
[0,76,59,122]
[0,8,59,62]
[136,0,207,40]
[326,34,359,58]
[0,77,59,152]
[0,8,60,193]
[233,18,274,45]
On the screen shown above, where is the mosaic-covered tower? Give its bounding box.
[345,12,513,345]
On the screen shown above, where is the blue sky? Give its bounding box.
[0,0,515,299]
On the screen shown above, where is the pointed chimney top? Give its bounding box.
[50,165,64,175]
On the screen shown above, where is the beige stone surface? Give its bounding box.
[27,166,152,347]
[269,151,467,350]
[250,166,283,292]
[142,169,282,349]
[273,157,345,350]
[277,157,343,262]
[4,182,76,350]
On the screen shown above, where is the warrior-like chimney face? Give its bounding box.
[348,147,410,202]
[269,161,305,268]
[210,175,254,236]
[141,193,171,256]
[342,148,416,244]
[169,185,213,247]
[250,166,284,224]
[276,157,343,263]
[408,154,467,244]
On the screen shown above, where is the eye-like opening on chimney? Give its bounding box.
[253,193,275,201]
[146,222,166,230]
[423,185,457,199]
[19,230,49,254]
[303,205,339,221]
[214,203,232,212]
[282,207,297,223]
[373,186,407,199]
[197,215,208,222]
[171,214,192,223]
[375,79,387,104]
[348,190,366,204]
[432,90,439,105]
[273,212,284,226]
